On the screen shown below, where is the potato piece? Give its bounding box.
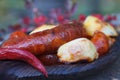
[30,24,57,35]
[108,37,116,47]
[83,16,118,36]
[57,38,98,63]
[91,31,109,56]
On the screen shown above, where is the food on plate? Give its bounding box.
[83,16,118,36]
[0,15,118,77]
[30,24,57,35]
[91,31,109,56]
[57,38,98,63]
[1,21,88,55]
[0,48,47,77]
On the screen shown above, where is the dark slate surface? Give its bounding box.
[83,57,120,80]
[0,36,120,80]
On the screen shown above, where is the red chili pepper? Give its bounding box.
[0,48,48,77]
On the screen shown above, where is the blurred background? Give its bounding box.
[0,0,120,29]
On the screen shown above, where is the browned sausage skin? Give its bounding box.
[91,31,109,56]
[38,54,60,66]
[2,22,88,56]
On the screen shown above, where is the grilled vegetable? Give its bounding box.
[0,48,47,77]
[57,38,98,63]
[83,16,118,36]
[30,24,57,35]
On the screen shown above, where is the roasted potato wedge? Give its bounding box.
[30,24,57,35]
[57,38,98,63]
[83,16,118,36]
[108,37,116,47]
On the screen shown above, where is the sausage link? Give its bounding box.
[2,22,88,55]
[38,54,60,66]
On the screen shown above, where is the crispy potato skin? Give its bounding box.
[57,38,98,63]
[2,22,88,56]
[91,31,109,56]
[108,37,116,47]
[83,16,118,36]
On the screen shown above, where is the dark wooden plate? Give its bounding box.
[0,36,120,80]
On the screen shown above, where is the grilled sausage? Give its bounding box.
[2,22,88,56]
[38,54,60,66]
[91,31,109,56]
[2,31,28,46]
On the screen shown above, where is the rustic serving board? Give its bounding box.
[0,36,120,80]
